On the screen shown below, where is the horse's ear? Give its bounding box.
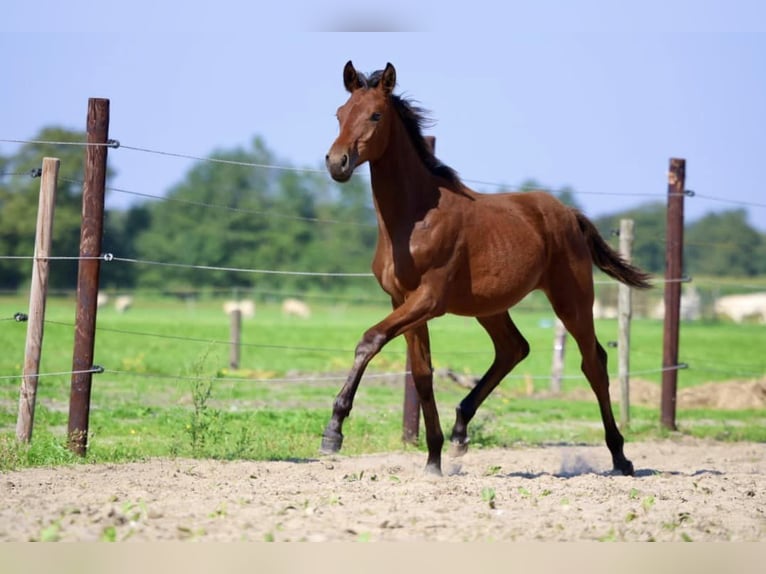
[381,63,396,95]
[343,60,362,93]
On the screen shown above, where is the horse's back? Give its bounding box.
[504,190,589,253]
[469,189,584,253]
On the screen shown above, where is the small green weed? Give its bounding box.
[101,526,117,542]
[598,528,619,542]
[38,520,62,542]
[484,465,502,476]
[481,487,497,509]
[209,503,228,519]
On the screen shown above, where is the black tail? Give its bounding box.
[575,211,652,289]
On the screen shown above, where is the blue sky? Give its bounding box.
[3,2,766,230]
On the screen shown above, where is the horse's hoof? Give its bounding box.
[320,433,343,454]
[448,439,469,458]
[424,462,442,477]
[615,459,635,476]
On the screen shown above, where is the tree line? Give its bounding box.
[2,127,765,295]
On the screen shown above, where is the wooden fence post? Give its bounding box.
[68,98,110,456]
[550,319,566,394]
[16,158,59,443]
[230,309,242,369]
[661,158,686,431]
[617,218,634,428]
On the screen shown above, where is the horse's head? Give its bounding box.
[326,60,396,182]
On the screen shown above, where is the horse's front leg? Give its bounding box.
[320,291,442,458]
[320,328,385,454]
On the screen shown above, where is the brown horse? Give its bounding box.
[323,61,651,476]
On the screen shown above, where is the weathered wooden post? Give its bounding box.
[230,308,242,369]
[617,218,635,428]
[16,158,59,442]
[661,158,685,431]
[68,98,110,455]
[550,319,566,394]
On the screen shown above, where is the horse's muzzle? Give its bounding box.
[325,149,357,182]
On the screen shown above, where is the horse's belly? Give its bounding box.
[446,288,534,317]
[445,248,545,316]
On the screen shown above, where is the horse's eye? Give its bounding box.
[370,112,382,122]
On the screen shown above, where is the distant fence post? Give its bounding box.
[16,158,59,443]
[661,158,686,431]
[402,135,437,444]
[68,98,110,456]
[550,319,566,394]
[617,218,634,428]
[229,309,242,369]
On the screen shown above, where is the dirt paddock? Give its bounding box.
[1,437,763,542]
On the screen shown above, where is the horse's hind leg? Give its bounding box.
[450,312,529,457]
[545,285,634,476]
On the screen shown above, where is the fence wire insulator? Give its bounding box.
[29,168,42,178]
[102,253,114,262]
[14,312,28,322]
[607,341,618,348]
[610,229,620,237]
[685,189,695,197]
[107,139,120,149]
[92,365,105,374]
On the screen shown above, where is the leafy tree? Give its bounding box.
[593,202,667,274]
[755,233,766,275]
[133,136,377,294]
[134,137,280,291]
[0,127,116,290]
[593,203,765,277]
[101,204,151,288]
[297,171,377,293]
[517,178,543,193]
[515,178,583,210]
[685,209,764,276]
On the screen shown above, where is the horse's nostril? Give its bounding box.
[341,154,348,168]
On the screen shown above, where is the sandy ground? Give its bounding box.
[1,437,764,542]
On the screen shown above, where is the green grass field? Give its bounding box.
[1,292,764,470]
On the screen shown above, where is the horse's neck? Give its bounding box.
[369,137,440,233]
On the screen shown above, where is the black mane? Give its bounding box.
[366,69,462,187]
